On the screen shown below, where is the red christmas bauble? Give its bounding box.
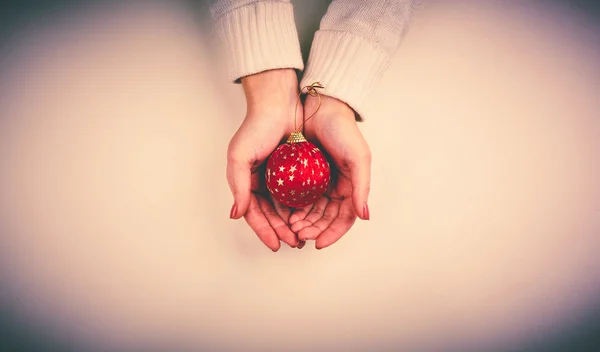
[265,132,331,208]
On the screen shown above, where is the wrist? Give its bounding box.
[242,69,299,114]
[305,94,356,123]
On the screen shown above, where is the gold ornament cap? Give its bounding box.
[287,131,307,144]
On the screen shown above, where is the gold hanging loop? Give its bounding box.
[293,82,324,134]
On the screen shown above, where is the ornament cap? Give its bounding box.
[287,131,307,144]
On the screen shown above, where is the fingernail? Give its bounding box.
[363,203,370,220]
[297,241,306,249]
[229,203,238,219]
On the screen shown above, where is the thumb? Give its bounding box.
[348,147,371,220]
[226,156,253,220]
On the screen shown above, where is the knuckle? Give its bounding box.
[226,147,242,164]
[227,137,246,162]
[348,149,371,166]
[226,136,238,156]
[361,147,372,161]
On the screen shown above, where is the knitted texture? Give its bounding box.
[211,1,304,82]
[300,0,417,121]
[210,0,418,118]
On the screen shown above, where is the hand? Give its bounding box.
[289,95,371,249]
[227,69,305,251]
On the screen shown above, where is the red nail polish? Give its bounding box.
[363,203,370,220]
[229,203,238,219]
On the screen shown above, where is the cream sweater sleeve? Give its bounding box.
[210,0,417,120]
[209,0,304,82]
[299,0,418,121]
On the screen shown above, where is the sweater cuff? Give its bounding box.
[213,2,304,83]
[300,31,391,121]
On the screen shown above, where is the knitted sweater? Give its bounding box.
[210,0,417,120]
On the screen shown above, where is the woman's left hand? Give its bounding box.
[289,95,371,249]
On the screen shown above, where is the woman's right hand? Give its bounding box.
[227,69,305,251]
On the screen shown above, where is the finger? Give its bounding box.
[272,199,292,226]
[227,157,252,219]
[255,165,290,224]
[297,198,341,241]
[243,195,281,252]
[315,198,357,250]
[257,195,299,248]
[348,147,371,220]
[290,196,329,233]
[289,203,313,226]
[297,240,306,249]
